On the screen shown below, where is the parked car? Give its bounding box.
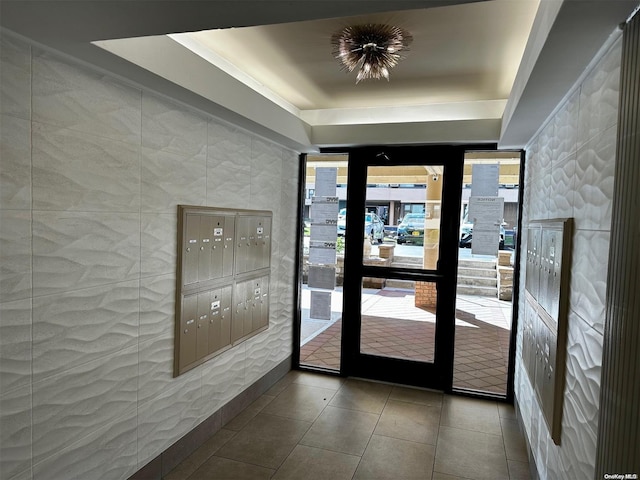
[337,211,385,243]
[396,213,425,245]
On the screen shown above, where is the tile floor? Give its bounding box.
[300,291,512,394]
[163,371,531,480]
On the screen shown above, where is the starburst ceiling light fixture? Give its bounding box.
[331,23,413,83]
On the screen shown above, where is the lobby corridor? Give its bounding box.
[162,371,531,480]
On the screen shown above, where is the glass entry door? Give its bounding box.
[341,146,465,390]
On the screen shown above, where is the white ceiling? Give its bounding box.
[1,0,638,151]
[178,1,538,111]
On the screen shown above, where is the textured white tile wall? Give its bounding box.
[0,32,298,480]
[516,35,622,480]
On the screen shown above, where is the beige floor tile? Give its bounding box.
[262,382,336,422]
[498,402,517,419]
[440,395,502,436]
[508,459,532,480]
[215,413,311,469]
[163,429,237,480]
[224,395,275,431]
[354,434,435,480]
[431,473,471,480]
[374,399,441,445]
[500,417,529,462]
[292,371,344,390]
[186,455,274,480]
[389,386,444,406]
[300,405,378,456]
[329,378,392,414]
[272,445,360,480]
[434,426,508,480]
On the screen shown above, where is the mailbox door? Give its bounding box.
[258,216,271,270]
[222,216,235,278]
[196,291,210,360]
[549,229,563,323]
[250,278,261,332]
[220,285,233,348]
[243,279,254,336]
[198,215,213,282]
[232,281,245,343]
[525,228,540,300]
[541,330,557,424]
[208,288,222,353]
[258,276,269,330]
[235,217,250,274]
[183,214,201,285]
[210,216,225,280]
[180,294,198,367]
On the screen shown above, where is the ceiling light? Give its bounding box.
[331,24,413,83]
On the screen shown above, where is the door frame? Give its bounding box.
[338,144,494,391]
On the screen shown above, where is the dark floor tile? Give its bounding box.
[186,456,274,480]
[508,459,532,480]
[300,406,378,456]
[215,413,311,469]
[434,426,508,480]
[262,382,335,422]
[440,395,502,436]
[272,445,360,480]
[164,429,236,480]
[329,379,392,414]
[354,434,435,480]
[374,399,440,445]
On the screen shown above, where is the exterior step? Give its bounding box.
[385,279,416,289]
[392,255,424,265]
[456,284,498,297]
[457,275,498,287]
[458,259,497,269]
[457,267,497,278]
[391,262,423,269]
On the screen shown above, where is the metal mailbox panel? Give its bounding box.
[196,291,210,360]
[184,214,201,286]
[180,294,198,367]
[176,206,272,376]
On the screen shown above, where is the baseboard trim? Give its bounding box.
[129,355,292,479]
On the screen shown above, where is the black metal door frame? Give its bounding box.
[338,144,496,391]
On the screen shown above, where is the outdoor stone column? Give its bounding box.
[415,173,443,308]
[595,11,640,478]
